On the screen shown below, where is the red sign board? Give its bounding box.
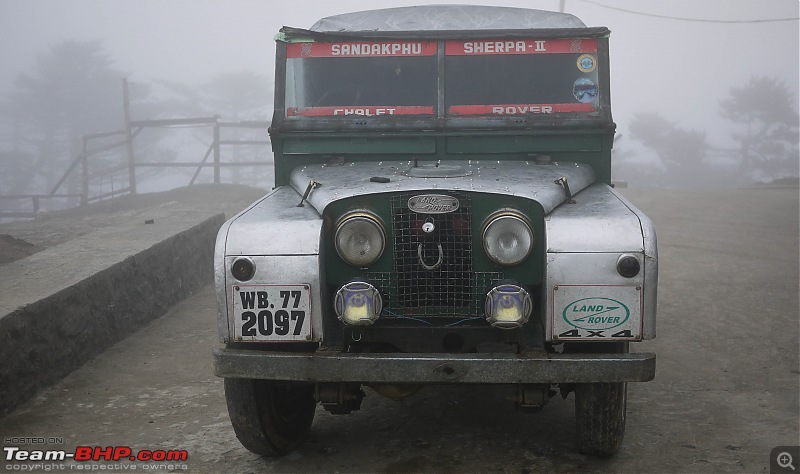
[445,38,597,55]
[448,104,595,116]
[287,106,435,117]
[287,41,437,58]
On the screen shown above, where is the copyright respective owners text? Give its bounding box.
[4,436,189,472]
[772,446,800,474]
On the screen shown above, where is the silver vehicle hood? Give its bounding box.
[290,160,595,215]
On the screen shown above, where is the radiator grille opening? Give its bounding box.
[366,192,503,319]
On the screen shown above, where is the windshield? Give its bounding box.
[285,41,437,117]
[283,38,600,118]
[445,38,599,115]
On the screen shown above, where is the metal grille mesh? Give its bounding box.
[365,192,503,319]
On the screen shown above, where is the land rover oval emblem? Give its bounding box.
[562,297,630,330]
[408,195,460,214]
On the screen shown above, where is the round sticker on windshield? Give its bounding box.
[577,54,596,73]
[573,77,599,103]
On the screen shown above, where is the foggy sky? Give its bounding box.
[0,0,798,148]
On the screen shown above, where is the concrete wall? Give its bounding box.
[0,210,225,417]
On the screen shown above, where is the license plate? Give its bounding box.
[552,285,641,341]
[232,284,312,341]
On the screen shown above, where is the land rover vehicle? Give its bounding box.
[212,5,657,458]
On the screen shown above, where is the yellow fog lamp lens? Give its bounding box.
[334,281,383,325]
[485,284,532,328]
[482,213,533,266]
[335,213,386,267]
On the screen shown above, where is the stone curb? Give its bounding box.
[0,211,226,418]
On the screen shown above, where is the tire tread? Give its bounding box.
[575,382,627,457]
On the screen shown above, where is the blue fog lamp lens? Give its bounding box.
[334,282,383,325]
[485,284,532,328]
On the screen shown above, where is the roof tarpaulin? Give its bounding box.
[309,5,587,32]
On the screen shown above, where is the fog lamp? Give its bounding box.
[484,284,532,328]
[334,281,383,326]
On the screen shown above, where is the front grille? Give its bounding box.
[366,192,503,319]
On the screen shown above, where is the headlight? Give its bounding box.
[482,212,533,266]
[335,212,386,267]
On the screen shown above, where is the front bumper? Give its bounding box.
[213,348,655,384]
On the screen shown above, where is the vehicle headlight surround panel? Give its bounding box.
[334,212,386,268]
[482,211,534,266]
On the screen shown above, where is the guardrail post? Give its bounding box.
[213,122,221,184]
[123,79,137,195]
[80,136,88,206]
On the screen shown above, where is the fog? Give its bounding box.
[0,5,798,464]
[0,0,798,200]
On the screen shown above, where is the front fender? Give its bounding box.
[214,186,324,342]
[544,184,657,342]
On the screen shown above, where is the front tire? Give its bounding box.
[574,382,627,457]
[224,378,316,456]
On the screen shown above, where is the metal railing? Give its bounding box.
[0,78,272,221]
[0,117,271,220]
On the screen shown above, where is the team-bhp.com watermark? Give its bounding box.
[4,439,188,471]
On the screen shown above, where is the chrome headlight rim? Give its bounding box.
[334,211,387,268]
[481,210,534,266]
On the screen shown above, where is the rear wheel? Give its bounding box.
[224,378,316,456]
[574,381,627,457]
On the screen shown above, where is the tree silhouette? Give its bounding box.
[628,112,709,186]
[0,40,131,195]
[720,76,799,181]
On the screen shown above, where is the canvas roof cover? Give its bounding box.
[309,5,587,32]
